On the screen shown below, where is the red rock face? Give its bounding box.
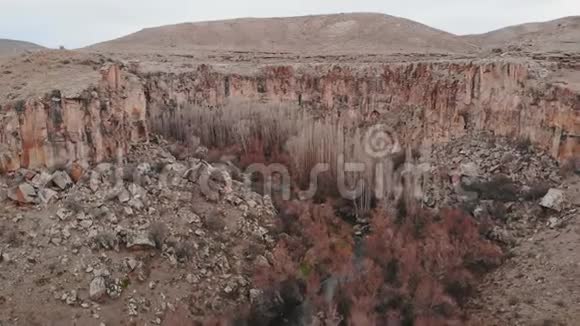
[147,61,579,161]
[0,65,148,172]
[1,60,578,172]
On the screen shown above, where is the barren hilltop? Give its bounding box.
[464,16,580,52]
[0,38,44,57]
[88,13,477,54]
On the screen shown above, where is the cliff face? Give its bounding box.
[0,65,148,172]
[146,61,579,160]
[0,60,578,172]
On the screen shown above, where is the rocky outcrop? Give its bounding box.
[0,59,578,172]
[0,65,148,172]
[146,60,579,161]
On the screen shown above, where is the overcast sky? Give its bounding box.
[1,0,579,49]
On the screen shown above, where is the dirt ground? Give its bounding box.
[0,142,278,326]
[465,176,580,326]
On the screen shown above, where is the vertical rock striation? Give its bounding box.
[0,59,578,172]
[0,65,148,172]
[146,60,579,161]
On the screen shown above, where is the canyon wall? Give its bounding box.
[0,59,578,172]
[0,65,148,172]
[146,61,579,160]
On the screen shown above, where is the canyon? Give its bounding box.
[0,12,580,326]
[0,52,578,173]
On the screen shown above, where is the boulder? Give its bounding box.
[547,217,560,229]
[30,171,53,188]
[95,163,113,175]
[160,163,188,186]
[38,188,58,204]
[128,183,147,200]
[184,160,205,183]
[126,233,156,251]
[8,183,37,204]
[117,187,131,203]
[540,188,565,212]
[19,169,37,180]
[136,162,151,177]
[69,163,84,183]
[198,164,233,195]
[194,146,209,159]
[158,150,177,165]
[89,276,107,302]
[56,208,70,220]
[460,162,480,177]
[128,198,144,210]
[488,226,515,246]
[51,171,73,190]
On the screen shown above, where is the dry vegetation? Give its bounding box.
[163,202,503,326]
[153,102,506,325]
[250,203,502,325]
[151,102,429,214]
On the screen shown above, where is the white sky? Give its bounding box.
[1,0,579,48]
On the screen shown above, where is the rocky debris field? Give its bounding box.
[349,132,577,250]
[428,133,576,243]
[0,131,578,325]
[0,140,277,325]
[422,133,580,325]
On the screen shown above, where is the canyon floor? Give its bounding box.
[0,132,578,326]
[1,12,580,326]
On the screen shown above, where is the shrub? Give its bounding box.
[204,213,226,232]
[463,175,519,202]
[522,181,551,201]
[248,204,502,325]
[92,232,118,250]
[443,271,474,307]
[515,136,532,152]
[175,242,194,262]
[64,199,84,213]
[5,229,21,247]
